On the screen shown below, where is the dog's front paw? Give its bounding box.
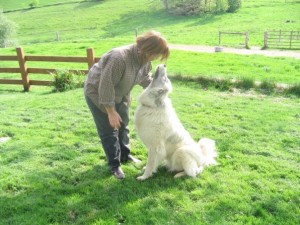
[137,175,150,181]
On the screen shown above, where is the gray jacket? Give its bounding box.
[84,44,152,113]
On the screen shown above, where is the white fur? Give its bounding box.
[134,65,217,180]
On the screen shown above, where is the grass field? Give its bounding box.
[1,41,300,89]
[1,0,300,46]
[0,81,299,224]
[0,0,300,224]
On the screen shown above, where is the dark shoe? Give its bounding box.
[127,155,142,164]
[112,167,125,179]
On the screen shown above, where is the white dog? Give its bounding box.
[134,64,217,180]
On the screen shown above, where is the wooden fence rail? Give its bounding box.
[0,47,100,91]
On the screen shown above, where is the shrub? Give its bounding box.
[227,0,242,13]
[29,0,39,8]
[169,0,201,16]
[285,84,300,97]
[215,0,228,13]
[259,80,276,94]
[52,70,85,92]
[236,77,255,90]
[0,12,17,48]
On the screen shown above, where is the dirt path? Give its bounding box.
[170,44,300,59]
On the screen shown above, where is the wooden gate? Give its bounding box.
[264,30,300,49]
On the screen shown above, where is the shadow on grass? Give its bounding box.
[0,154,198,224]
[169,75,300,97]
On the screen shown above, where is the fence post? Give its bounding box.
[245,32,249,49]
[56,31,60,42]
[290,31,293,48]
[264,32,268,49]
[87,48,95,70]
[16,47,30,91]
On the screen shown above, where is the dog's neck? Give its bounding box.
[140,97,167,108]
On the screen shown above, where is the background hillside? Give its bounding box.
[1,0,300,47]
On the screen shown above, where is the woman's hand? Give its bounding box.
[105,106,122,129]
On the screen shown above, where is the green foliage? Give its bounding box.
[168,0,202,16]
[236,77,255,90]
[52,70,85,92]
[163,0,234,15]
[285,84,300,96]
[29,0,39,8]
[0,12,17,48]
[227,0,241,13]
[215,0,229,13]
[259,80,276,94]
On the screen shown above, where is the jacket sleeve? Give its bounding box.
[98,53,125,106]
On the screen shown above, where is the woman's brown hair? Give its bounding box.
[136,31,170,63]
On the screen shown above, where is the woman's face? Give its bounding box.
[145,53,160,62]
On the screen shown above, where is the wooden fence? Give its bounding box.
[264,30,300,49]
[219,31,250,49]
[0,47,100,91]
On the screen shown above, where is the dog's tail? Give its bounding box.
[198,138,218,166]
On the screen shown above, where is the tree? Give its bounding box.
[0,12,17,48]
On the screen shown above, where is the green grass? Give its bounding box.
[1,0,299,46]
[0,81,299,224]
[0,1,299,224]
[1,41,300,86]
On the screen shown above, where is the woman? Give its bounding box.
[84,31,169,179]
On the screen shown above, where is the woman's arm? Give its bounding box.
[105,105,122,129]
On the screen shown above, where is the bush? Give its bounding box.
[162,0,241,15]
[258,80,276,94]
[285,84,300,97]
[29,0,39,8]
[169,0,201,16]
[227,0,242,13]
[0,12,17,48]
[236,78,255,90]
[52,70,85,92]
[215,0,228,13]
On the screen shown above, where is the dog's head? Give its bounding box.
[139,64,172,107]
[149,64,172,95]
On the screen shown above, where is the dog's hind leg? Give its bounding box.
[182,160,198,178]
[174,162,200,179]
[174,171,186,178]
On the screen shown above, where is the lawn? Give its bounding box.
[0,0,299,224]
[1,42,300,86]
[0,81,299,224]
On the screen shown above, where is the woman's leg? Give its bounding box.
[85,96,121,170]
[115,100,131,162]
